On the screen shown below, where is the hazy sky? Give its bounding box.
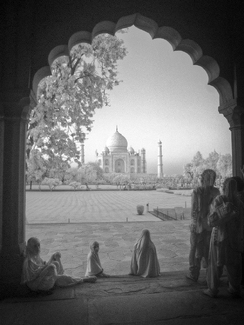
[84,26,231,175]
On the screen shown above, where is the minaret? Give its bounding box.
[81,142,85,164]
[141,148,146,173]
[80,133,86,164]
[157,140,163,178]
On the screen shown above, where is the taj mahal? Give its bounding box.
[95,127,163,177]
[95,127,146,174]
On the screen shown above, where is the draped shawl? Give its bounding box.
[130,229,160,278]
[85,242,103,276]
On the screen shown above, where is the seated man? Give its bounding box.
[22,237,96,293]
[130,229,160,278]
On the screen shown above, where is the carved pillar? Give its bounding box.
[0,107,3,267]
[219,99,244,177]
[0,93,33,285]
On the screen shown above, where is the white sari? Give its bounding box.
[130,229,160,278]
[85,242,103,276]
[22,254,82,291]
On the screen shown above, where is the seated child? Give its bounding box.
[130,229,160,278]
[85,241,109,277]
[22,237,96,293]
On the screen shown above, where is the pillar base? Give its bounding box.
[0,252,24,285]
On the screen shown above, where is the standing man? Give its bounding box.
[186,169,220,282]
[236,167,244,287]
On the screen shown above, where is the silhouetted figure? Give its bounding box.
[204,178,244,298]
[186,169,220,282]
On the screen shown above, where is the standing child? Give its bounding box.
[85,241,109,277]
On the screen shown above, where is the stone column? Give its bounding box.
[0,95,32,286]
[219,99,244,177]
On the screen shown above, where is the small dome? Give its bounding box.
[106,127,128,152]
[104,146,109,153]
[128,146,135,154]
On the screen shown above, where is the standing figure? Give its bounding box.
[204,178,244,298]
[187,169,220,282]
[237,166,244,286]
[130,229,160,278]
[85,241,109,277]
[22,237,96,293]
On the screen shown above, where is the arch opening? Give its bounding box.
[25,15,233,277]
[32,13,233,105]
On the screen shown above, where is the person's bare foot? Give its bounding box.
[83,276,97,283]
[203,289,217,298]
[186,274,197,282]
[98,272,110,278]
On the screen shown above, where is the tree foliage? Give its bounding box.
[42,177,62,191]
[26,32,127,183]
[78,162,104,184]
[183,150,232,186]
[216,153,232,179]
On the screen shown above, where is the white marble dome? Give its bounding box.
[106,128,128,152]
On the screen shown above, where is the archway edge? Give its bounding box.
[68,31,92,51]
[32,66,51,97]
[209,77,234,106]
[32,13,233,104]
[48,45,69,67]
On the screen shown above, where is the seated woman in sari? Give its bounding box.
[22,237,96,293]
[130,229,160,278]
[85,241,109,277]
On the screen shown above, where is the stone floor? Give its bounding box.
[26,220,190,278]
[1,269,244,325]
[25,190,192,277]
[1,220,244,325]
[1,190,244,324]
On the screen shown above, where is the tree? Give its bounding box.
[113,174,130,189]
[65,167,79,184]
[42,177,62,191]
[204,150,219,173]
[27,32,127,180]
[78,162,104,184]
[26,149,47,189]
[183,163,194,181]
[183,151,232,187]
[217,154,232,179]
[69,181,81,190]
[183,151,205,185]
[192,151,204,167]
[103,172,118,184]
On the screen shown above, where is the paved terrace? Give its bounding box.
[25,188,192,276]
[1,189,244,324]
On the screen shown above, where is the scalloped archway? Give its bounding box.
[32,13,233,107]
